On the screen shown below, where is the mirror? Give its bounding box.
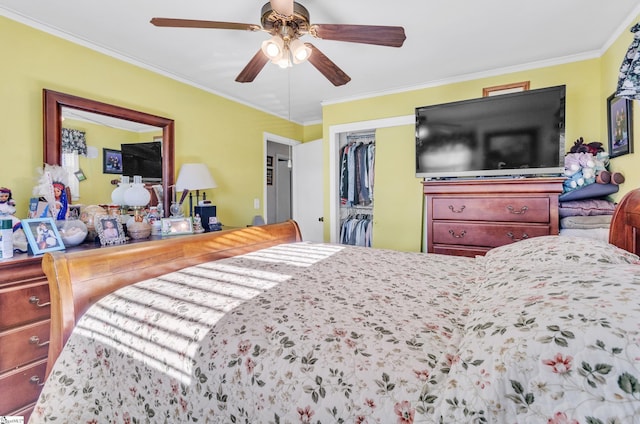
[43,89,175,216]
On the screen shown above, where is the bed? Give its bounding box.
[29,190,640,423]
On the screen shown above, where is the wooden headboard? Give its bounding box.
[42,220,302,378]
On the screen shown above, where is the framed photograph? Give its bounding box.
[22,218,66,255]
[483,81,530,97]
[607,93,633,158]
[74,169,87,182]
[266,155,273,167]
[103,148,122,174]
[266,168,273,185]
[95,216,127,246]
[161,217,193,236]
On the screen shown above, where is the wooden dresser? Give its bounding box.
[0,254,50,421]
[423,177,565,257]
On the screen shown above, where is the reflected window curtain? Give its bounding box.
[616,23,640,100]
[61,128,87,201]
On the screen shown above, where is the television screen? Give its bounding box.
[415,85,566,179]
[121,141,162,182]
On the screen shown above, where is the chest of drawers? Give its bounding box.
[0,255,50,421]
[423,178,564,257]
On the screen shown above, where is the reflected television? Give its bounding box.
[121,141,162,182]
[415,85,566,179]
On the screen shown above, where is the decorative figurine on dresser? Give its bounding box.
[31,164,69,221]
[0,186,28,252]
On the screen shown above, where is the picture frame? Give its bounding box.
[266,155,273,167]
[103,148,122,174]
[161,217,193,236]
[607,93,633,158]
[74,169,87,182]
[22,217,66,255]
[95,216,127,246]
[266,168,273,185]
[483,81,530,97]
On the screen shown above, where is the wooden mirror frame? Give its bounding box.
[43,89,175,216]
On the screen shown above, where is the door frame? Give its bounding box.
[328,115,414,243]
[263,132,300,223]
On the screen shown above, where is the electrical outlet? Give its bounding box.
[254,198,260,209]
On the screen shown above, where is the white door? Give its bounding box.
[275,154,292,222]
[292,139,324,242]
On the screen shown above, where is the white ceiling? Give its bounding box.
[2,1,639,125]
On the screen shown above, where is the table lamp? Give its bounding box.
[175,163,217,216]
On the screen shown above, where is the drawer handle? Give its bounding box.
[448,205,466,213]
[30,375,46,387]
[29,335,50,348]
[448,229,466,239]
[29,295,51,308]
[506,232,529,241]
[506,205,528,215]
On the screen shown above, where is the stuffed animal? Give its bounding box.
[563,170,585,192]
[569,137,605,155]
[563,153,581,177]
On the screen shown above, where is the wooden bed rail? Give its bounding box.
[42,220,302,378]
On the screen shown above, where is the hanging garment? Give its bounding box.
[616,23,640,100]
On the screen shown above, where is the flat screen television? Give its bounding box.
[415,85,566,179]
[121,141,162,182]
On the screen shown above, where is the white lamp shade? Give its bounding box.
[175,163,217,191]
[124,175,151,207]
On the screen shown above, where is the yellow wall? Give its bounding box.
[322,59,610,250]
[0,16,303,227]
[3,13,638,247]
[601,18,639,200]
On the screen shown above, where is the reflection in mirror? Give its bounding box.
[60,108,162,205]
[43,89,175,216]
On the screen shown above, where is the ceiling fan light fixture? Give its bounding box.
[290,38,311,63]
[261,36,284,60]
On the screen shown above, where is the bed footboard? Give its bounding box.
[42,220,302,378]
[610,189,640,256]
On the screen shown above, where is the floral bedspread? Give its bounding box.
[30,237,640,423]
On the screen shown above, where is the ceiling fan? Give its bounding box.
[150,0,406,86]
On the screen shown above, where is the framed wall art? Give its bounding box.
[266,168,273,185]
[103,148,122,174]
[607,93,633,158]
[22,217,66,255]
[483,81,530,97]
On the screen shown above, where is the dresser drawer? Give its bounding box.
[0,358,47,414]
[432,197,550,223]
[0,281,50,330]
[0,320,50,373]
[433,221,551,248]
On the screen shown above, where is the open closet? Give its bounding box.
[338,131,375,247]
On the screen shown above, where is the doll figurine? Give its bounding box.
[0,187,21,230]
[0,187,16,216]
[33,164,69,220]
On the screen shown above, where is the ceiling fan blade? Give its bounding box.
[150,17,259,31]
[305,43,351,87]
[269,0,294,16]
[312,24,406,47]
[235,49,270,83]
